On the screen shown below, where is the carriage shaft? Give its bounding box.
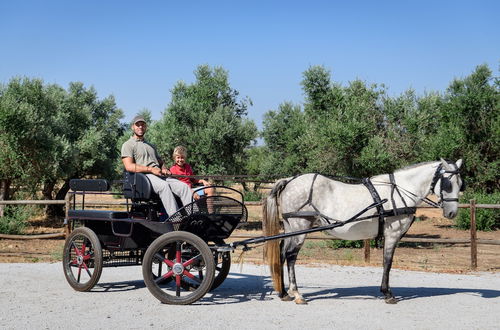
[228,199,387,249]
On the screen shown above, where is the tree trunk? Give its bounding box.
[45,179,70,217]
[42,181,55,200]
[0,179,11,217]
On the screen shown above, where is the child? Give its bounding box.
[169,146,214,201]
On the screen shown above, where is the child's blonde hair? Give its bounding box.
[172,145,187,159]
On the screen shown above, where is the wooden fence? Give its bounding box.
[0,198,498,270]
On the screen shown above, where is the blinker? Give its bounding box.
[441,177,452,193]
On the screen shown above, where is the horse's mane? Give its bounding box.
[394,161,437,173]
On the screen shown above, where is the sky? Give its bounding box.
[1,0,498,129]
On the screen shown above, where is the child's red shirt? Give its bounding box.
[169,163,198,187]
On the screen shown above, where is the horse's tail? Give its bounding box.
[263,178,288,294]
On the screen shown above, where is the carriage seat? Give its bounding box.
[123,172,184,205]
[123,172,159,201]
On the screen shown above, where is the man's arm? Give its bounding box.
[122,157,163,176]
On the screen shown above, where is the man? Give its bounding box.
[121,115,192,216]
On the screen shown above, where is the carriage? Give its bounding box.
[63,172,247,305]
[63,159,464,305]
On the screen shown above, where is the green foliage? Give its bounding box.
[442,64,499,192]
[244,146,267,176]
[326,239,364,249]
[0,78,124,216]
[261,102,307,175]
[243,190,263,202]
[456,191,500,231]
[0,205,31,234]
[148,65,257,175]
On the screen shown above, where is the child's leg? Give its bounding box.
[203,186,215,213]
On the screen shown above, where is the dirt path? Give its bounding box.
[0,262,499,329]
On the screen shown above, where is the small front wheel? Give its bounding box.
[142,231,215,305]
[211,250,231,291]
[62,227,103,291]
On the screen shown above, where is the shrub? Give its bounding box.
[456,191,500,231]
[326,239,364,248]
[0,205,32,234]
[244,190,264,202]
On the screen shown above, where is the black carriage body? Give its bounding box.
[66,174,247,267]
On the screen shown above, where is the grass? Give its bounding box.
[50,243,64,261]
[0,205,33,235]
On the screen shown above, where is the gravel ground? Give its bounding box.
[0,262,499,329]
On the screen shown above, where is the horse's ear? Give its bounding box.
[456,159,463,168]
[440,158,452,171]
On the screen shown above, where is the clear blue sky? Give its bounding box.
[1,1,498,128]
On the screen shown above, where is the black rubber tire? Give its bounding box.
[211,250,231,290]
[62,227,103,292]
[142,231,215,305]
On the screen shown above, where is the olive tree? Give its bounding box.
[148,65,258,175]
[0,77,124,217]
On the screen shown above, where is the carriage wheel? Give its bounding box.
[62,227,103,291]
[179,249,231,292]
[142,231,215,305]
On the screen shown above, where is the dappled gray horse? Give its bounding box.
[263,159,464,304]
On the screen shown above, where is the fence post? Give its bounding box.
[364,239,370,263]
[64,193,71,238]
[470,199,477,270]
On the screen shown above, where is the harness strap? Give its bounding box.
[362,178,385,243]
[283,173,337,224]
[389,173,414,216]
[297,173,319,210]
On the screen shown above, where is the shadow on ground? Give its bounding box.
[94,271,500,305]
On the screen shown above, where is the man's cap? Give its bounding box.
[132,115,147,125]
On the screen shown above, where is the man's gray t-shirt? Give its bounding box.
[121,137,162,167]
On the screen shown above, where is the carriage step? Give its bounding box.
[68,210,129,220]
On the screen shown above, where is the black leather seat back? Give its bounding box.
[70,179,110,192]
[123,172,157,201]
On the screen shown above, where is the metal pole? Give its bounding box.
[470,199,477,270]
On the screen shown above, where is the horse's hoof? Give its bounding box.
[280,295,294,302]
[385,297,398,304]
[294,298,308,305]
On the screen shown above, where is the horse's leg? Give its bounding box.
[380,235,398,304]
[277,240,293,301]
[380,216,415,304]
[282,233,308,304]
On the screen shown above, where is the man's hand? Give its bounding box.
[160,166,171,176]
[150,167,162,176]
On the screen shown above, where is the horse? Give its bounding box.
[263,159,464,304]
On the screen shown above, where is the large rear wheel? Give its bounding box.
[62,227,103,291]
[142,231,215,305]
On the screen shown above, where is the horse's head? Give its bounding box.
[430,158,464,219]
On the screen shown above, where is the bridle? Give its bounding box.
[427,162,464,206]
